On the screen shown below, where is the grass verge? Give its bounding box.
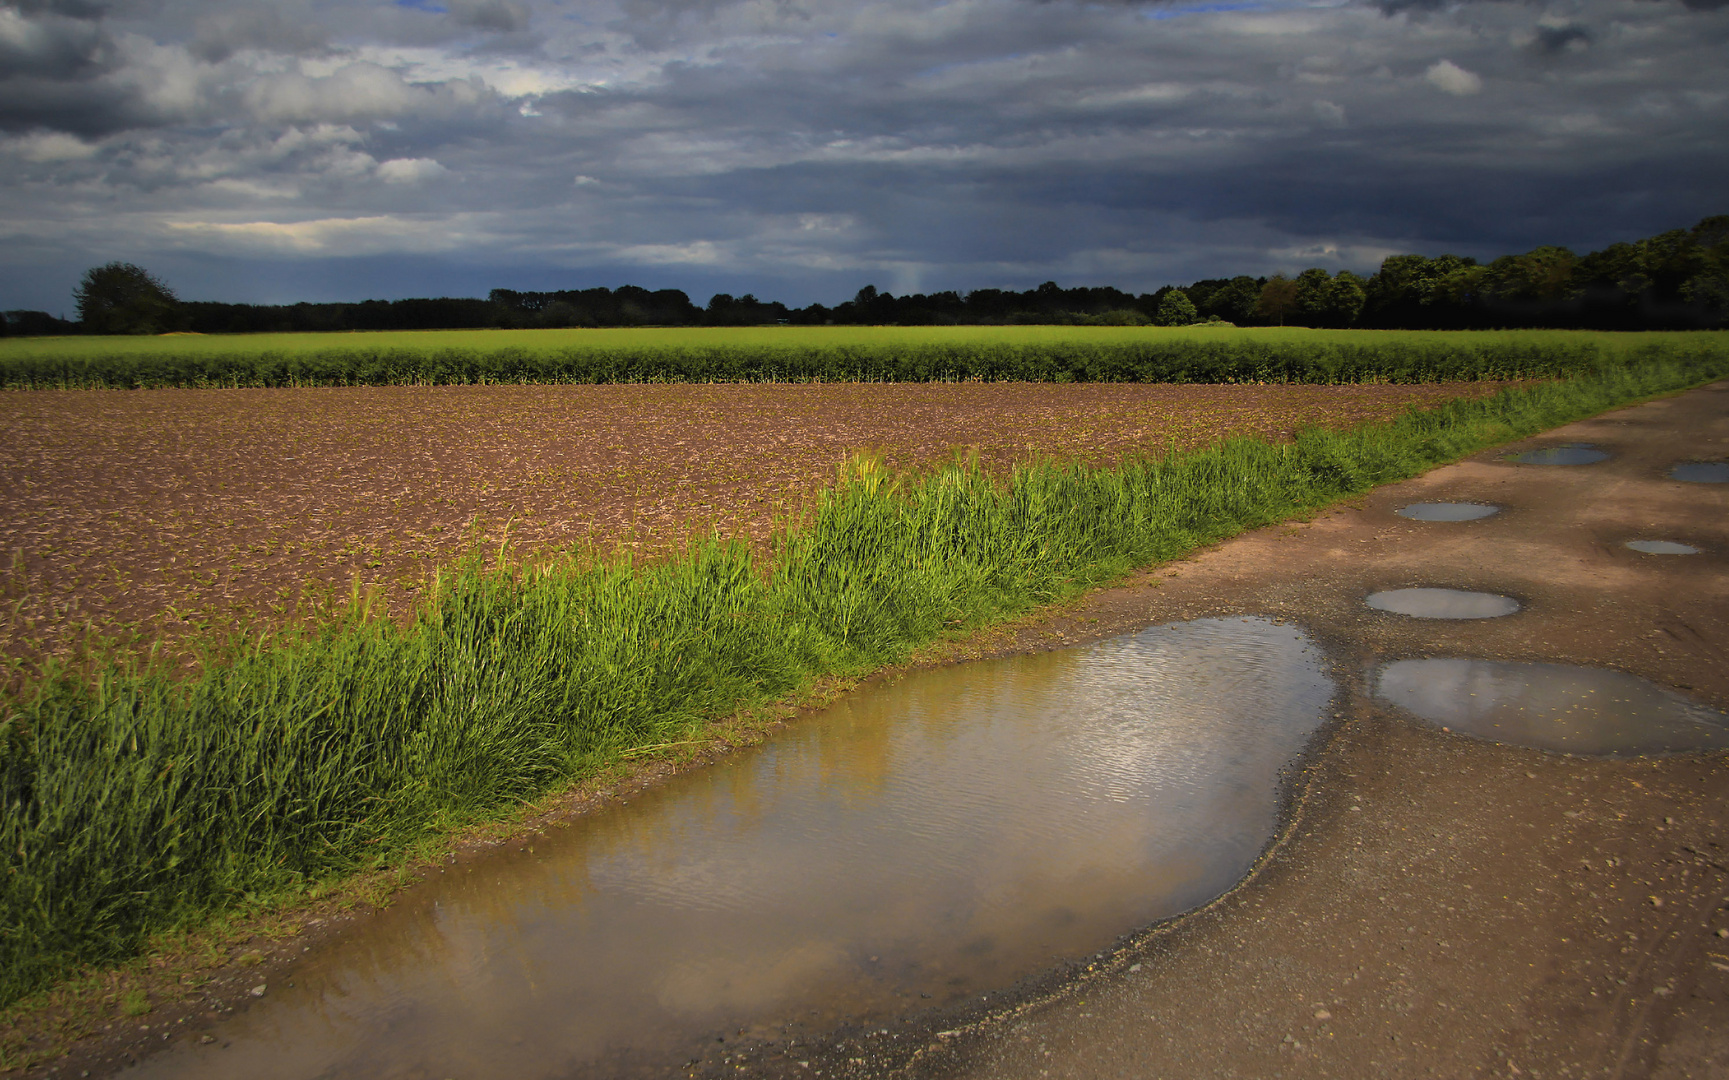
[3,348,1727,1029]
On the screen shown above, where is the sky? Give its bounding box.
[0,0,1725,312]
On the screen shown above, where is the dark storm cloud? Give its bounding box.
[1,0,1727,310]
[0,6,111,79]
[1529,22,1591,53]
[446,0,531,32]
[8,0,111,16]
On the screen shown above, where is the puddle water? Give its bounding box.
[1365,588,1521,619]
[131,617,1332,1080]
[1670,461,1729,483]
[1625,540,1701,555]
[1395,503,1501,522]
[1515,444,1609,465]
[1375,659,1729,756]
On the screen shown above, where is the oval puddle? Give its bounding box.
[130,617,1333,1080]
[1395,502,1501,522]
[1375,659,1729,756]
[1670,461,1729,483]
[1365,588,1520,619]
[1515,444,1609,465]
[1625,540,1700,555]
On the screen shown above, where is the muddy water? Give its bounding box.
[1515,444,1609,465]
[1670,461,1729,483]
[1375,659,1729,756]
[1395,503,1500,521]
[1625,540,1701,555]
[131,617,1332,1080]
[1365,588,1521,619]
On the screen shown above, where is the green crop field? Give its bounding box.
[4,325,1724,389]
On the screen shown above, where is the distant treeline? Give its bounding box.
[3,215,1725,336]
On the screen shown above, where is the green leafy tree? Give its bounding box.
[1484,246,1578,304]
[1155,289,1198,326]
[74,263,184,335]
[1255,275,1300,326]
[1326,271,1368,326]
[1293,268,1333,324]
[1199,276,1263,324]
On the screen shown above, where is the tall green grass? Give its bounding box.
[3,348,1727,1007]
[3,326,1721,388]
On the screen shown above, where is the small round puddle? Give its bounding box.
[1670,461,1729,483]
[1375,659,1729,756]
[1395,502,1500,522]
[1625,540,1700,555]
[1365,588,1520,619]
[1515,443,1609,465]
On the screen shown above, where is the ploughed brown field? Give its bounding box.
[0,381,1515,670]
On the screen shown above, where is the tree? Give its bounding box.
[1327,271,1368,327]
[1197,276,1262,324]
[74,262,183,334]
[1256,275,1299,326]
[1293,268,1334,325]
[1155,289,1198,326]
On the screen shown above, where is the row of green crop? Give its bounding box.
[0,335,1644,388]
[4,350,1728,1008]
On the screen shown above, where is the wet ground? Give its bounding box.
[20,381,1727,1080]
[889,381,1729,1080]
[115,619,1333,1080]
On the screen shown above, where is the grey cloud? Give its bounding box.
[188,9,328,62]
[6,0,110,17]
[445,0,530,33]
[0,7,113,79]
[1529,23,1591,54]
[2,0,1728,312]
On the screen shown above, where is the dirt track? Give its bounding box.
[891,382,1729,1079]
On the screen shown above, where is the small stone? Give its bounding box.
[1127,963,1142,973]
[1525,772,1537,779]
[1650,897,1664,908]
[1716,928,1728,939]
[249,984,267,997]
[199,1034,217,1044]
[1313,1010,1332,1021]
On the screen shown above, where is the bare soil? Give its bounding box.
[0,381,1508,675]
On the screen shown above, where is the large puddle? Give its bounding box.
[1395,502,1501,522]
[1365,588,1521,619]
[131,617,1332,1080]
[1515,444,1609,466]
[1670,461,1729,483]
[1375,659,1729,756]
